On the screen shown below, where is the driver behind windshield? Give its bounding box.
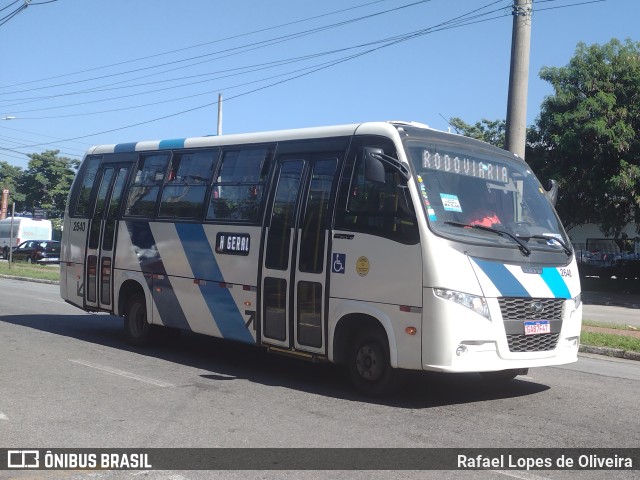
[462,180,504,228]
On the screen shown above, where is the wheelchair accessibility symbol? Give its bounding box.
[332,253,346,274]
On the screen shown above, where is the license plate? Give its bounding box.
[524,320,550,335]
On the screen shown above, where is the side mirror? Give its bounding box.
[544,179,559,206]
[364,147,386,184]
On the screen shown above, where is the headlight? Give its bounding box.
[434,288,490,320]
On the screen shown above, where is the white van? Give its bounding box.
[0,217,52,258]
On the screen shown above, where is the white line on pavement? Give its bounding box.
[0,412,8,420]
[68,359,175,387]
[494,470,551,480]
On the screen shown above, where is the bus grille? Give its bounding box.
[498,297,564,321]
[507,333,560,352]
[499,298,564,353]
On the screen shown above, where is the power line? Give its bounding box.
[0,2,27,27]
[1,1,505,111]
[0,1,21,14]
[0,0,427,94]
[1,1,513,149]
[0,0,395,90]
[0,0,432,98]
[1,0,608,152]
[534,0,606,12]
[0,0,57,27]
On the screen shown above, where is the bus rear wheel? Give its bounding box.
[124,293,155,347]
[348,328,404,397]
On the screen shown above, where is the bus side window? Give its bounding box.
[158,149,218,220]
[336,138,418,245]
[124,153,170,218]
[206,147,273,223]
[73,155,102,217]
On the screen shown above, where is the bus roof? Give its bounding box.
[87,121,436,155]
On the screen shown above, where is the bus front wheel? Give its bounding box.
[124,293,155,347]
[348,328,404,397]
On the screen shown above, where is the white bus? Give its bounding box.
[0,216,53,258]
[60,121,582,396]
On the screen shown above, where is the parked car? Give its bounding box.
[11,240,60,264]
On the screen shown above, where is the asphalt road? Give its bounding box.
[0,278,638,480]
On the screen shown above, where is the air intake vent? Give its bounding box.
[507,333,559,352]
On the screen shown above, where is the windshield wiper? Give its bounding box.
[526,235,572,256]
[444,221,531,257]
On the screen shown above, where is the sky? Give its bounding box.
[0,0,637,169]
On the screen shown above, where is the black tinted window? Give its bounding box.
[74,156,101,217]
[336,137,418,244]
[159,149,218,220]
[206,147,273,223]
[125,154,170,218]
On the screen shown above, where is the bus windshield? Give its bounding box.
[403,138,570,255]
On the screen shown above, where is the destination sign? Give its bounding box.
[421,150,509,184]
[215,233,250,256]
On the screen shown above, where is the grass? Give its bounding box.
[0,260,60,281]
[580,331,640,353]
[582,319,637,331]
[581,319,640,353]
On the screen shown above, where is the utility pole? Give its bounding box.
[1,189,8,220]
[505,0,532,159]
[217,93,223,136]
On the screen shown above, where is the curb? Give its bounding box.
[579,344,640,361]
[0,273,59,285]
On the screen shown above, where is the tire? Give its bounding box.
[348,328,405,397]
[123,293,156,347]
[479,368,526,383]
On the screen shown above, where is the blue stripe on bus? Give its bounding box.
[472,258,530,297]
[174,223,254,345]
[159,138,185,149]
[125,221,191,331]
[540,267,571,299]
[114,142,138,153]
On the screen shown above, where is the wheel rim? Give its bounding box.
[355,343,383,382]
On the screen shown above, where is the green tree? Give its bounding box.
[527,39,640,237]
[449,117,506,149]
[18,150,79,217]
[0,161,25,208]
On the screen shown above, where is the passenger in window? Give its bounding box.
[465,182,502,228]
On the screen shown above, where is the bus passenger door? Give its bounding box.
[261,154,338,355]
[85,164,130,311]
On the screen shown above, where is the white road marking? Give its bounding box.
[69,359,175,387]
[0,412,8,420]
[494,470,551,480]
